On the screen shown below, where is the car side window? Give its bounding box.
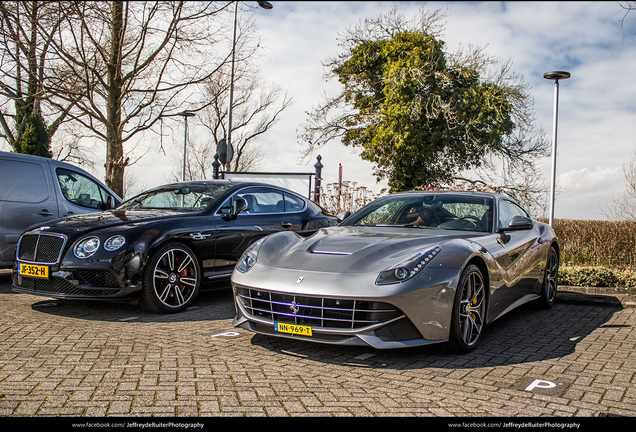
[234,187,285,214]
[283,193,305,212]
[56,168,113,210]
[498,200,528,229]
[0,159,49,203]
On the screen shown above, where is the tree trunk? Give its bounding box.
[104,1,125,197]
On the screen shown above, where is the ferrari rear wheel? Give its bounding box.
[538,246,559,309]
[140,242,201,314]
[446,264,486,354]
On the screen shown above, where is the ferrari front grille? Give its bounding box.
[235,287,402,330]
[17,232,66,265]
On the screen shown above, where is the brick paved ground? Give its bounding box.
[1,273,635,419]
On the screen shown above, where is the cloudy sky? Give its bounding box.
[6,1,635,221]
[236,1,636,221]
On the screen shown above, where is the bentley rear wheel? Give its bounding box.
[446,264,486,354]
[140,242,201,314]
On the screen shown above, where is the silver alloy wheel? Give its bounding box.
[459,270,485,347]
[152,247,199,309]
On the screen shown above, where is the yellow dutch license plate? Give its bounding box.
[274,322,312,336]
[18,263,49,279]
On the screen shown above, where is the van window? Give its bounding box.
[0,159,49,203]
[56,168,113,209]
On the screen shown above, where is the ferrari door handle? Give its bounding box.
[37,209,54,216]
[280,222,293,229]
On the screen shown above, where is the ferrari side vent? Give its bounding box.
[235,287,403,330]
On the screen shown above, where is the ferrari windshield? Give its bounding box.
[342,193,494,233]
[118,183,232,212]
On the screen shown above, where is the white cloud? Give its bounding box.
[555,166,625,219]
[8,1,633,220]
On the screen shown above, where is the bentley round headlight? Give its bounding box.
[73,236,100,258]
[104,235,126,251]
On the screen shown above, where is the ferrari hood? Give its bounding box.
[258,226,482,274]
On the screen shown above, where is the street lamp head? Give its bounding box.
[543,71,571,81]
[257,1,273,9]
[177,110,196,117]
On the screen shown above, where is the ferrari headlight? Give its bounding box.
[73,236,100,259]
[104,235,126,251]
[376,245,441,285]
[236,238,265,273]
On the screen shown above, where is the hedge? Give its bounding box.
[537,218,636,269]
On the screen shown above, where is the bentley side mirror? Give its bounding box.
[229,197,249,220]
[337,210,351,222]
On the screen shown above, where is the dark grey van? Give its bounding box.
[0,151,122,267]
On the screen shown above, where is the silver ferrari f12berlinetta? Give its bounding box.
[232,191,559,353]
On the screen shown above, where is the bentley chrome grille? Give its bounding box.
[13,273,121,297]
[17,232,67,265]
[235,287,403,330]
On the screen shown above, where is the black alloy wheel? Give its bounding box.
[446,264,486,354]
[140,242,201,313]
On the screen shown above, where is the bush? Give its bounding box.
[559,266,636,288]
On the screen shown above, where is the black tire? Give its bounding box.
[445,264,486,354]
[537,246,559,309]
[140,242,201,313]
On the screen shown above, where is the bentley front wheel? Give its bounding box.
[140,242,201,313]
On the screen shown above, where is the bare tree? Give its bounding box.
[0,1,75,155]
[169,9,292,182]
[45,1,236,197]
[619,1,636,27]
[167,73,292,183]
[605,153,636,221]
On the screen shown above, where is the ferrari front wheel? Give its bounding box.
[140,242,201,314]
[446,264,486,354]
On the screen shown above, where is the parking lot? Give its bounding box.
[1,272,635,421]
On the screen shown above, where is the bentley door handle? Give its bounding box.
[280,222,293,229]
[37,209,54,216]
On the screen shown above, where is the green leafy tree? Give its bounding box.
[301,8,548,196]
[19,112,51,157]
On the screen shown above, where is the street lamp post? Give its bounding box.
[177,110,195,181]
[543,71,570,227]
[226,1,273,172]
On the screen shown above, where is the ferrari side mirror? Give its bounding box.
[504,215,534,231]
[337,210,351,222]
[105,196,117,210]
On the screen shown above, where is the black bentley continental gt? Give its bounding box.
[12,180,337,313]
